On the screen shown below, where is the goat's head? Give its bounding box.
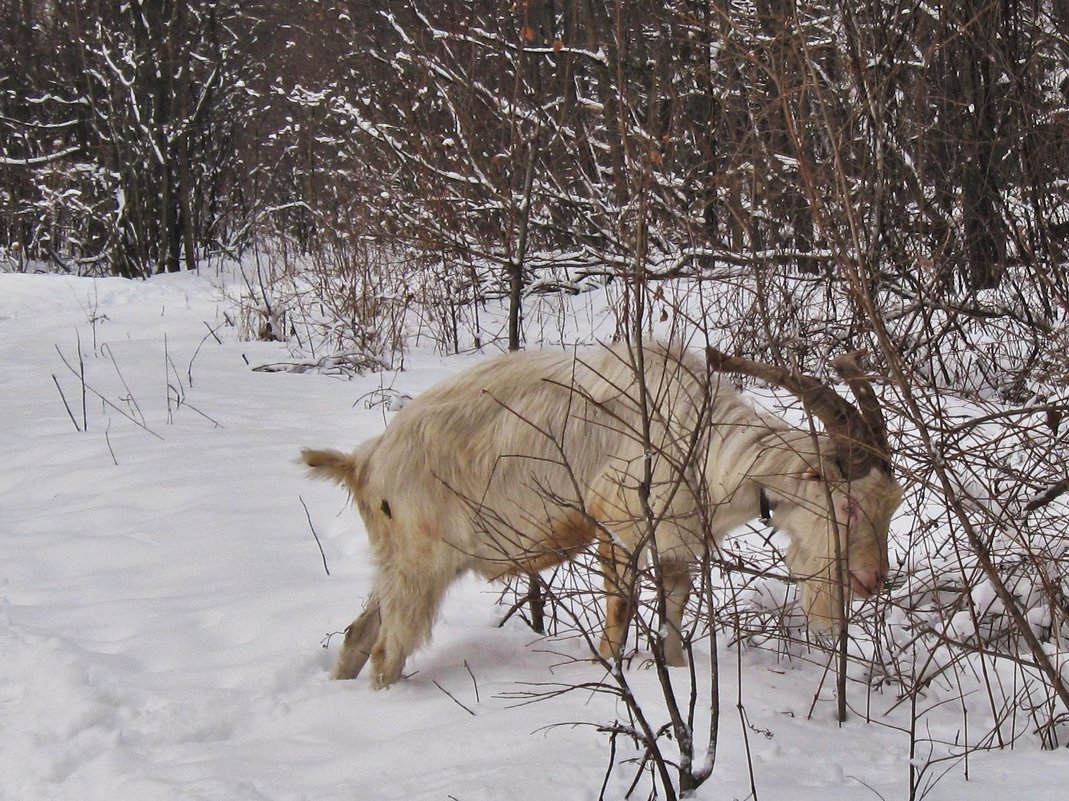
[708,348,903,631]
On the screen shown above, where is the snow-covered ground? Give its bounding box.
[2,269,1068,801]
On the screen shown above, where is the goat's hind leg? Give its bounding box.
[334,600,382,680]
[369,562,459,689]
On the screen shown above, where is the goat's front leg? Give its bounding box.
[598,535,637,663]
[659,558,691,667]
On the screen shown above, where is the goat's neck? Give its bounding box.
[702,416,787,539]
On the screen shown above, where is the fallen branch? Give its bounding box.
[252,350,388,377]
[1024,479,1068,513]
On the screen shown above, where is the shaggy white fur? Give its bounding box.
[303,342,902,688]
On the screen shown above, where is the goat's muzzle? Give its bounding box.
[849,567,887,599]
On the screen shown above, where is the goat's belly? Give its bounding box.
[466,495,601,581]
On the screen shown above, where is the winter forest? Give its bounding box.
[5,1,1069,800]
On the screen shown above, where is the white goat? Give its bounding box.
[303,342,902,688]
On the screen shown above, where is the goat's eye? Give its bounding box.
[800,467,823,482]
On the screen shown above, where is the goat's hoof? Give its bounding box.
[370,660,404,689]
[597,639,620,661]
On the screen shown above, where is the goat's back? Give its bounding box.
[357,343,714,569]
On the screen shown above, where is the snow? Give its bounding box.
[3,269,1069,800]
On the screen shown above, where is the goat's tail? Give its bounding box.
[300,444,374,496]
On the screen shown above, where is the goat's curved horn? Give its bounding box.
[830,351,892,475]
[706,347,890,479]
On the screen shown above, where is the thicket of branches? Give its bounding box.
[4,2,1067,292]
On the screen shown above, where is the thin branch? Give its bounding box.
[432,680,477,716]
[299,495,331,576]
[51,374,82,432]
[54,345,164,440]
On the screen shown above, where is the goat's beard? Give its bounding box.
[786,541,850,633]
[797,569,849,632]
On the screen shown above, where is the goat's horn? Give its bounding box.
[706,347,887,479]
[830,351,892,474]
